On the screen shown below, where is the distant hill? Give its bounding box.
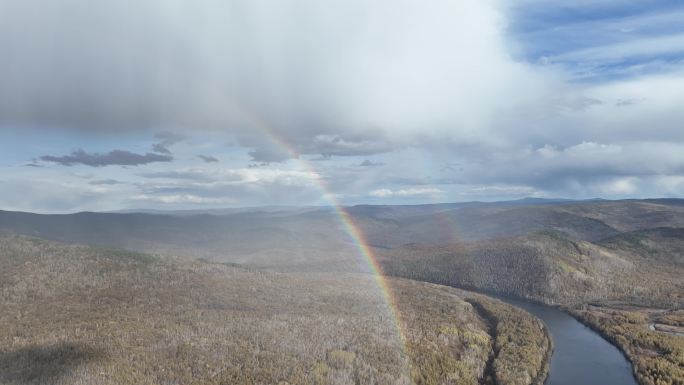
[0,209,359,271]
[1,199,683,275]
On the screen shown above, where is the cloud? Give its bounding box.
[368,189,393,198]
[1,1,684,210]
[369,187,443,198]
[615,98,645,107]
[152,144,171,155]
[22,163,44,168]
[505,1,684,80]
[430,140,684,195]
[359,160,384,167]
[40,149,173,167]
[0,179,108,212]
[132,194,235,205]
[0,0,554,160]
[135,168,323,207]
[248,162,270,168]
[548,34,684,76]
[139,170,217,182]
[247,146,292,163]
[2,0,681,161]
[303,135,397,158]
[139,167,319,186]
[152,131,185,154]
[460,185,539,197]
[197,155,218,163]
[88,179,123,185]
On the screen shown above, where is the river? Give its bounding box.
[498,297,639,385]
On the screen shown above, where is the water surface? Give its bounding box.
[499,297,638,385]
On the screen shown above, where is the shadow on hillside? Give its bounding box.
[0,342,106,384]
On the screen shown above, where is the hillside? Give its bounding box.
[2,199,683,274]
[1,200,682,385]
[568,304,684,385]
[370,205,684,385]
[378,230,684,307]
[0,210,359,272]
[0,235,549,385]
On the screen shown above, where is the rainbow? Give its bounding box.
[230,101,411,372]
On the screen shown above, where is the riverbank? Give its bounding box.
[567,304,684,385]
[497,296,638,385]
[464,295,552,385]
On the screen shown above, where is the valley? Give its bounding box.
[3,1,682,383]
[0,199,682,384]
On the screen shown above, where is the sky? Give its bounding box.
[1,0,684,212]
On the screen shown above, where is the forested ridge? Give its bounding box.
[374,201,684,385]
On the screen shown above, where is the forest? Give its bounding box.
[0,234,550,385]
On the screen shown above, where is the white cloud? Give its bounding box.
[140,167,320,186]
[1,1,684,209]
[369,189,393,198]
[460,185,540,197]
[598,177,639,195]
[0,0,558,158]
[132,194,236,205]
[369,187,443,198]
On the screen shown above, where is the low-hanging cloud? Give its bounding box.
[88,179,124,185]
[0,0,564,160]
[359,160,385,167]
[40,149,173,167]
[152,131,186,154]
[3,0,683,164]
[197,155,219,163]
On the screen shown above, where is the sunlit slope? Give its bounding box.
[353,199,684,247]
[379,229,684,307]
[0,235,550,385]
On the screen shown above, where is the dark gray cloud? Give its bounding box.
[152,132,185,154]
[40,149,172,167]
[306,135,397,159]
[359,160,385,167]
[247,147,292,163]
[440,163,463,172]
[88,179,123,185]
[197,155,218,163]
[615,98,645,107]
[152,144,172,155]
[0,0,556,161]
[418,141,684,196]
[243,133,397,162]
[139,170,217,182]
[248,163,270,168]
